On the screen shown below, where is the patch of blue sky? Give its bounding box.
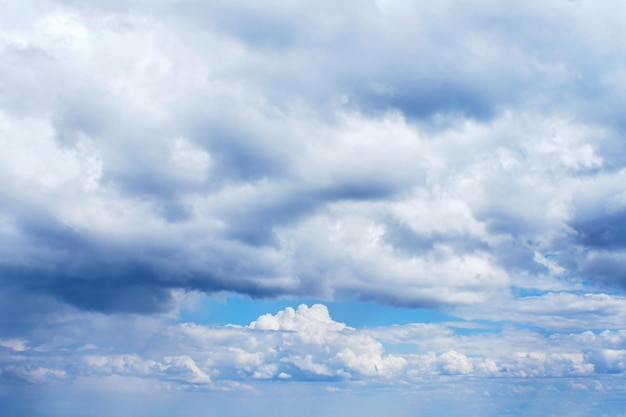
[511,286,624,299]
[179,293,459,328]
[510,286,552,297]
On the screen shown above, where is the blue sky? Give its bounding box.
[2,0,626,415]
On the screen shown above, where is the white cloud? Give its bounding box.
[0,339,29,352]
[3,365,67,384]
[437,350,473,375]
[250,304,347,334]
[3,303,626,391]
[456,292,626,330]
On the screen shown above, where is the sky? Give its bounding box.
[1,0,626,415]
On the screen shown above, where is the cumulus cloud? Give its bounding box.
[437,350,473,375]
[246,304,407,379]
[2,303,626,393]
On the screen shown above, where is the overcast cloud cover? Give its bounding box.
[2,0,626,415]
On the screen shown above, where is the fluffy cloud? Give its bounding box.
[437,350,473,375]
[2,304,626,392]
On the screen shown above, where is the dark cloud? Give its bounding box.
[580,251,626,290]
[0,259,172,315]
[573,211,626,250]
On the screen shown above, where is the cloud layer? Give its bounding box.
[3,303,626,392]
[2,0,626,316]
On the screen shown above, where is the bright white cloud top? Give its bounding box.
[1,0,626,416]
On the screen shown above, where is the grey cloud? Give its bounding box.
[171,1,314,50]
[382,216,491,257]
[2,0,626,316]
[574,211,626,250]
[580,251,626,289]
[356,81,496,122]
[162,0,626,126]
[0,262,175,315]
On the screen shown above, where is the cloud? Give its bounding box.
[0,0,625,339]
[3,303,626,394]
[0,339,29,352]
[454,292,626,330]
[247,304,407,379]
[437,350,473,375]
